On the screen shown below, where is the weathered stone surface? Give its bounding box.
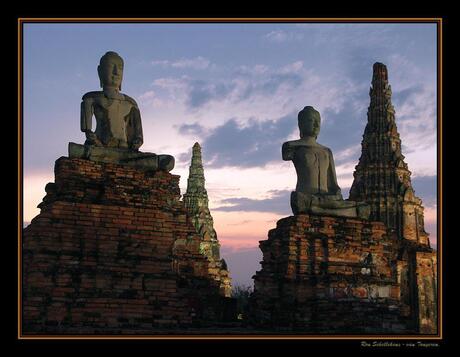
[251,214,410,333]
[415,251,438,333]
[183,143,232,297]
[282,106,370,219]
[77,51,175,171]
[68,142,174,172]
[23,157,234,334]
[349,62,437,333]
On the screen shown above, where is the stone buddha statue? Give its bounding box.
[69,51,174,171]
[282,106,370,219]
[80,51,143,150]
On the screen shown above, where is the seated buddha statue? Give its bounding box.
[69,51,174,171]
[282,106,370,219]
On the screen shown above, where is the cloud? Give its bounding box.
[334,145,362,164]
[294,24,396,49]
[139,90,156,100]
[320,101,368,165]
[231,62,305,100]
[150,49,435,187]
[210,174,436,221]
[392,84,425,107]
[152,76,189,91]
[151,59,170,66]
[151,61,307,112]
[172,56,211,70]
[246,72,303,97]
[184,63,304,110]
[172,65,429,171]
[186,79,237,108]
[264,30,304,43]
[411,175,437,207]
[176,122,206,137]
[138,90,165,107]
[181,113,297,168]
[151,56,211,70]
[192,61,367,168]
[214,189,291,215]
[396,86,437,154]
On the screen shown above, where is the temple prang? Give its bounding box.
[350,62,430,247]
[183,142,232,297]
[350,62,437,333]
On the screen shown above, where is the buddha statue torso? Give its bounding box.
[81,90,141,149]
[292,143,332,195]
[283,138,342,200]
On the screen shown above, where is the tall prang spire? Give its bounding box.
[185,142,207,199]
[183,142,232,297]
[183,143,215,251]
[350,62,429,246]
[359,62,404,165]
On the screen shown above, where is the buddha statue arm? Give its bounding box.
[282,141,295,161]
[127,105,143,150]
[81,95,102,146]
[327,148,343,198]
[80,98,93,133]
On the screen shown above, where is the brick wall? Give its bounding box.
[251,214,412,333]
[415,251,438,333]
[22,157,234,334]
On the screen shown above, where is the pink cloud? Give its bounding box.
[219,235,261,252]
[212,211,282,251]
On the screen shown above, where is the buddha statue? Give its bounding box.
[80,51,143,150]
[69,51,174,171]
[282,106,370,219]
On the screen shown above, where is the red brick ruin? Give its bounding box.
[23,157,235,333]
[251,63,438,334]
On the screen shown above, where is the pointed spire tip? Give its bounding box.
[372,62,388,82]
[373,62,387,68]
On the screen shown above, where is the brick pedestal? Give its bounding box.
[251,214,413,333]
[22,157,234,334]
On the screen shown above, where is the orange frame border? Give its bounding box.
[17,17,443,341]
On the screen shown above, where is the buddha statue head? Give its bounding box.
[97,51,124,90]
[298,106,321,139]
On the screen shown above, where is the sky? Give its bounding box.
[22,22,438,287]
